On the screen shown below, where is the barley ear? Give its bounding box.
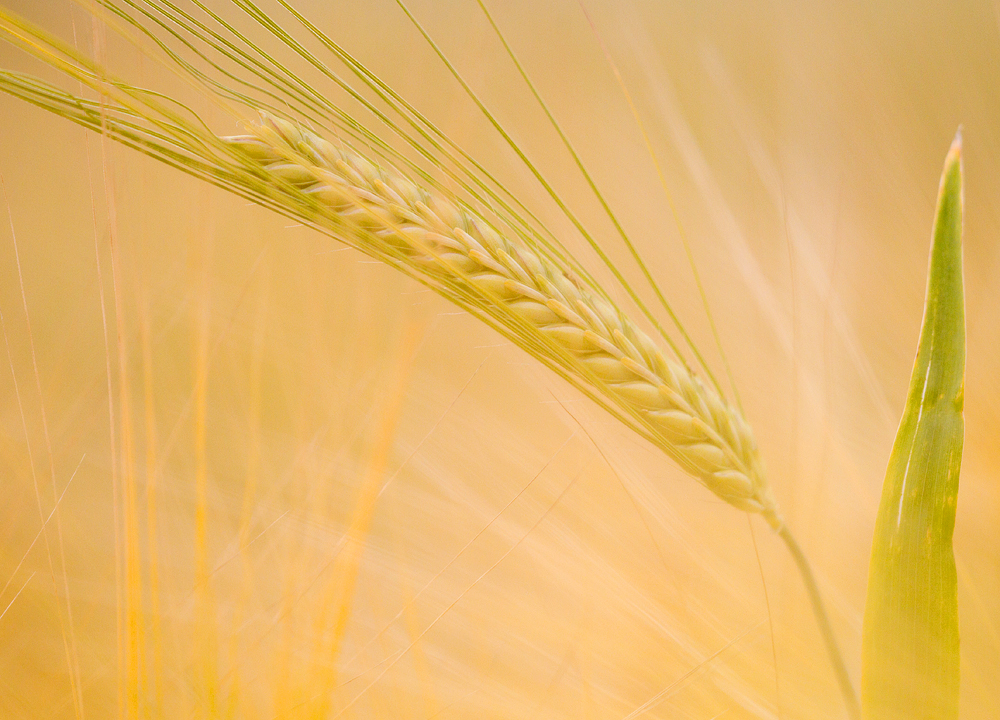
[224,115,782,522]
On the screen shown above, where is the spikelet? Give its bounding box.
[224,115,781,525]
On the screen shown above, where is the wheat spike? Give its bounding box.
[224,115,780,525]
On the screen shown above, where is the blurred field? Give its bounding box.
[0,0,998,718]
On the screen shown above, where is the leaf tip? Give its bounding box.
[936,127,964,225]
[947,126,963,163]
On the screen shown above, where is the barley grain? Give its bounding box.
[225,115,782,526]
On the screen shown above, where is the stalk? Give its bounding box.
[767,512,860,720]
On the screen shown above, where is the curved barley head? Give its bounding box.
[224,115,781,525]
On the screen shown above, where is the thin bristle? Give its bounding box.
[224,115,780,524]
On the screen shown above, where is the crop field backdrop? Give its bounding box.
[0,1,998,718]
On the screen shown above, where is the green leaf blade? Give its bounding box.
[862,132,965,720]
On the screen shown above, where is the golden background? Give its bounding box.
[0,0,997,717]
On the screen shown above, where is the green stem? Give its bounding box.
[772,518,860,720]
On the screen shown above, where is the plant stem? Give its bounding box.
[771,518,860,720]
